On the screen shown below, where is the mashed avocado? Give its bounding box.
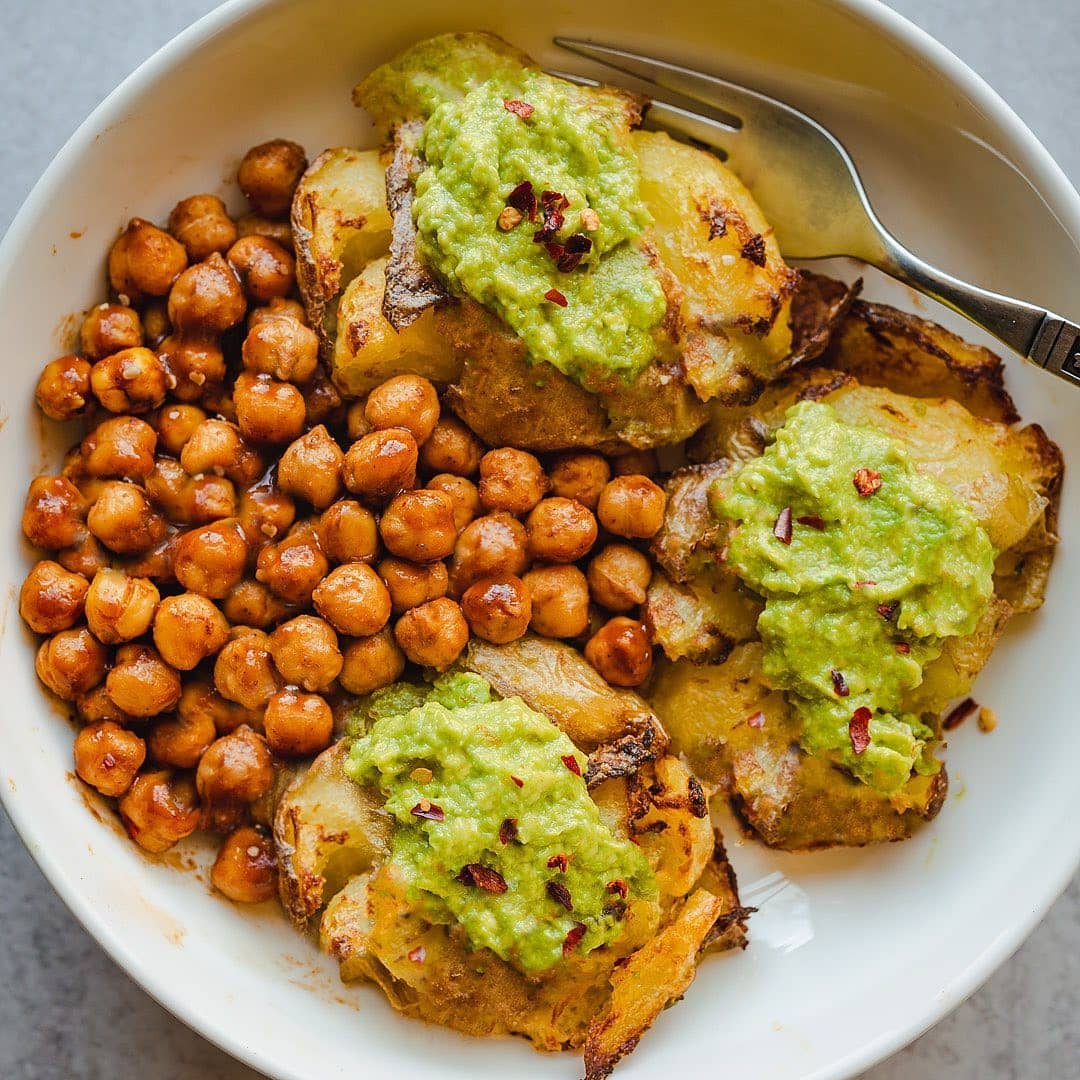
[712,401,995,793]
[412,67,666,388]
[346,673,655,973]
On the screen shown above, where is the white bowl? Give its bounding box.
[1,2,1077,1078]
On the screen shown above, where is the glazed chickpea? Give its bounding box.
[181,418,265,487]
[87,481,166,555]
[587,543,652,612]
[119,770,200,853]
[119,536,177,584]
[227,235,295,302]
[147,705,217,769]
[596,475,667,539]
[312,562,391,637]
[108,217,188,303]
[548,453,611,511]
[212,826,276,902]
[378,557,448,614]
[200,384,237,423]
[342,427,418,502]
[80,303,144,360]
[318,500,378,563]
[90,346,172,413]
[35,627,108,700]
[478,448,549,515]
[365,375,440,444]
[197,726,274,831]
[448,512,528,596]
[214,632,280,709]
[255,526,329,606]
[268,615,342,691]
[523,565,590,639]
[167,252,247,336]
[346,400,373,442]
[236,214,294,250]
[426,474,480,533]
[249,297,307,330]
[419,417,483,477]
[74,721,146,797]
[526,497,598,563]
[222,578,288,629]
[106,644,182,717]
[379,489,457,562]
[22,476,88,549]
[241,311,318,383]
[394,597,469,671]
[76,684,135,727]
[277,425,344,509]
[173,519,249,598]
[79,416,157,480]
[58,534,111,579]
[142,300,170,346]
[611,449,660,478]
[234,371,306,444]
[153,591,230,670]
[84,568,160,643]
[19,560,88,633]
[155,404,207,455]
[35,355,92,420]
[584,617,653,687]
[461,576,532,644]
[238,139,307,218]
[158,335,227,401]
[168,194,237,260]
[302,366,345,429]
[178,678,262,737]
[264,689,334,757]
[338,629,405,695]
[237,486,295,545]
[146,459,237,524]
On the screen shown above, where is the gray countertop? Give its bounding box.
[0,1,1076,1077]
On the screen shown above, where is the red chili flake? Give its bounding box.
[602,900,627,920]
[533,190,568,242]
[849,707,872,754]
[547,880,573,911]
[499,817,518,845]
[542,190,570,212]
[852,580,877,589]
[853,468,883,496]
[544,288,568,307]
[746,710,766,729]
[895,642,911,655]
[606,879,628,899]
[561,753,582,775]
[796,515,826,530]
[407,945,426,964]
[509,774,524,788]
[831,669,850,698]
[456,864,508,894]
[503,98,534,119]
[545,232,593,272]
[506,180,537,221]
[563,922,588,955]
[410,800,445,822]
[877,601,899,621]
[773,506,793,545]
[943,697,978,731]
[547,853,569,872]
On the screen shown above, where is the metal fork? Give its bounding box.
[555,38,1080,388]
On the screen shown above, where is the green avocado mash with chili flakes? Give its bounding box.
[711,401,995,794]
[345,673,655,973]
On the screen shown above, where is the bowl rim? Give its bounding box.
[1,1,1077,1077]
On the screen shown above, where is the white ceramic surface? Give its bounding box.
[1,2,1077,1078]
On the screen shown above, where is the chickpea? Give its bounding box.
[264,689,333,757]
[84,568,160,643]
[302,366,345,429]
[312,562,391,637]
[227,236,295,302]
[448,512,528,596]
[200,384,237,423]
[346,400,373,442]
[241,311,318,383]
[19,560,88,633]
[58,535,111,579]
[526,497,598,563]
[548,453,611,511]
[173,519,249,598]
[597,475,667,539]
[158,335,227,401]
[338,629,405,695]
[90,346,172,413]
[237,486,295,545]
[237,139,307,218]
[181,418,265,487]
[22,476,88,549]
[197,726,274,831]
[119,770,200,853]
[222,578,288,630]
[365,375,440,443]
[35,627,108,700]
[154,403,207,454]
[587,544,652,612]
[79,416,157,480]
[268,615,342,691]
[167,252,247,336]
[35,355,92,421]
[214,630,280,709]
[461,576,532,644]
[394,597,469,671]
[74,721,146,797]
[108,217,188,303]
[146,459,237,524]
[419,417,483,477]
[212,826,277,903]
[152,592,230,670]
[233,371,306,444]
[318,500,378,564]
[379,489,457,563]
[80,303,144,360]
[87,481,167,555]
[178,680,260,739]
[76,684,135,727]
[249,297,307,329]
[168,194,237,260]
[119,536,177,585]
[255,526,328,606]
[523,565,590,639]
[342,427,418,502]
[611,449,660,478]
[106,644,182,717]
[584,617,653,687]
[147,704,217,769]
[236,214,294,250]
[276,426,344,509]
[142,300,170,347]
[478,448,549,515]
[426,474,480,534]
[378,557,448,614]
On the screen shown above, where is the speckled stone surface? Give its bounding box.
[0,2,1076,1077]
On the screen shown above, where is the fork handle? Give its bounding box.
[874,235,1080,386]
